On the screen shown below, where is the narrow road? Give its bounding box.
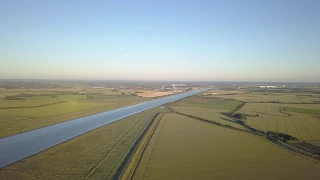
[0,89,205,168]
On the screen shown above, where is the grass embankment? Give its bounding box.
[0,107,168,180]
[132,114,320,180]
[120,113,164,180]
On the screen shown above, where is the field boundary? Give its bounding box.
[0,101,68,109]
[118,113,164,180]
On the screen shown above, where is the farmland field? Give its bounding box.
[171,96,243,111]
[132,113,320,180]
[0,101,65,108]
[0,107,169,180]
[137,91,173,97]
[172,106,246,130]
[0,89,149,137]
[239,103,320,141]
[206,90,320,103]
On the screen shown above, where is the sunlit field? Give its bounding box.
[132,114,320,180]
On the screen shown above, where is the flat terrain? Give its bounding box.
[0,89,149,137]
[0,89,205,169]
[173,106,246,130]
[206,90,320,103]
[137,91,173,98]
[239,103,320,141]
[133,113,320,180]
[171,96,243,110]
[170,96,245,129]
[0,107,168,180]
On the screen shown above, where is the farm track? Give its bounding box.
[83,112,155,180]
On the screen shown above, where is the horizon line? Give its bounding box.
[0,78,319,84]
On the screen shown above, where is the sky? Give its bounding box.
[1,0,320,82]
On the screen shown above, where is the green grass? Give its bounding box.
[172,97,243,111]
[0,101,64,108]
[132,114,320,180]
[280,107,320,115]
[172,106,246,130]
[0,107,169,180]
[0,101,112,118]
[0,96,150,138]
[206,90,320,104]
[23,95,87,100]
[239,103,320,141]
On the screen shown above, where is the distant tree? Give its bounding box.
[4,96,25,100]
[232,113,247,120]
[87,95,94,99]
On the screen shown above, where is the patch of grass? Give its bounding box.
[0,96,150,138]
[0,107,168,180]
[132,114,320,180]
[172,106,246,130]
[172,97,243,111]
[0,101,112,118]
[23,95,87,100]
[0,101,63,108]
[239,103,320,141]
[280,107,320,115]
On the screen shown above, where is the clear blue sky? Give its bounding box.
[1,0,320,82]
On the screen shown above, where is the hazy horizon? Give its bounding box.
[1,0,320,82]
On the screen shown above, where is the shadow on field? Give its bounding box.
[220,117,237,124]
[218,112,238,124]
[219,112,232,117]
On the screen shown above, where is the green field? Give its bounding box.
[0,90,148,138]
[0,101,112,118]
[280,107,320,115]
[0,107,169,180]
[172,106,246,130]
[239,103,320,141]
[0,101,65,108]
[171,96,243,111]
[206,90,320,103]
[132,113,320,180]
